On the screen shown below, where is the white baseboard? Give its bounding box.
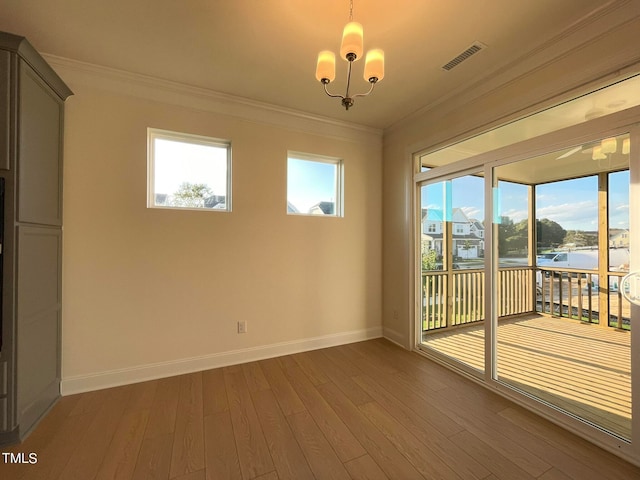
[382,326,408,349]
[61,326,382,395]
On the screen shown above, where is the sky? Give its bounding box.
[154,136,629,228]
[153,140,337,213]
[287,157,338,213]
[153,138,228,196]
[422,171,630,232]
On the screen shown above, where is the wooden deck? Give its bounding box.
[422,314,632,439]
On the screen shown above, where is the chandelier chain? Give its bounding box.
[349,0,353,21]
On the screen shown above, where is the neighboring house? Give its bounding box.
[421,207,485,259]
[308,201,334,215]
[154,193,226,208]
[610,229,630,248]
[287,201,300,214]
[470,221,484,239]
[204,195,226,208]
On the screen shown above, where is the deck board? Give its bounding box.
[422,314,631,439]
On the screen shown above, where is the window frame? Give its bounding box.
[286,151,344,217]
[147,128,232,212]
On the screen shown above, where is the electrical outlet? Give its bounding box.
[237,320,247,334]
[393,309,399,320]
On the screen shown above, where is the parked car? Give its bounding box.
[535,249,629,291]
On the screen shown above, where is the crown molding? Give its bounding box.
[43,54,382,145]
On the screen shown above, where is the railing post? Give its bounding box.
[597,173,610,327]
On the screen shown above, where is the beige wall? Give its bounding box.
[381,8,640,348]
[60,75,382,392]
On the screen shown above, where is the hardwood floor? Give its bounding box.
[422,314,631,438]
[1,339,640,479]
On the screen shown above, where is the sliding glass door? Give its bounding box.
[419,171,485,374]
[415,99,639,461]
[492,134,632,439]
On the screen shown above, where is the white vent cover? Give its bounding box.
[442,42,487,71]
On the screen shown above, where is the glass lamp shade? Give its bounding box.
[622,138,630,155]
[364,49,384,82]
[592,145,606,160]
[340,22,364,60]
[601,137,617,154]
[316,50,336,82]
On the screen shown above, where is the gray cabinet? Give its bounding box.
[0,31,71,444]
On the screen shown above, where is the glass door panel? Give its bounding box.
[420,173,485,373]
[493,133,631,439]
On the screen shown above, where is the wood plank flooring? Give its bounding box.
[422,314,631,438]
[1,339,640,479]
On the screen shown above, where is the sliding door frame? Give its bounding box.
[413,104,640,465]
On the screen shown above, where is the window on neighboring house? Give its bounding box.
[147,128,231,211]
[427,223,436,233]
[455,224,464,234]
[287,153,343,216]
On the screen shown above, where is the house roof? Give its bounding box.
[308,201,334,215]
[287,202,300,214]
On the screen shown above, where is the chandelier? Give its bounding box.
[315,0,385,110]
[592,136,630,160]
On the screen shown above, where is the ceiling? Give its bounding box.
[418,73,640,184]
[0,0,615,130]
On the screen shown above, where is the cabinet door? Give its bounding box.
[18,61,63,225]
[16,226,61,433]
[0,50,10,171]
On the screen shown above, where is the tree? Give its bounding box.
[497,217,566,253]
[462,240,472,259]
[536,218,566,250]
[563,230,597,248]
[170,182,213,208]
[507,219,529,253]
[497,216,515,255]
[563,230,587,248]
[421,240,438,271]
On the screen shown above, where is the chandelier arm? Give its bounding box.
[322,81,346,99]
[350,81,376,99]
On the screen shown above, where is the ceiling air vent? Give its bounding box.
[441,42,486,71]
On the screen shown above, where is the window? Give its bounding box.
[287,153,343,216]
[555,253,568,262]
[147,128,231,211]
[455,224,464,235]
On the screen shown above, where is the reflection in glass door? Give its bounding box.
[419,173,485,374]
[493,133,631,439]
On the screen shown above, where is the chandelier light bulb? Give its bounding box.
[364,49,385,82]
[622,138,630,155]
[592,145,606,161]
[316,50,336,83]
[600,137,617,154]
[340,22,364,60]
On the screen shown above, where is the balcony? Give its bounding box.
[420,266,632,439]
